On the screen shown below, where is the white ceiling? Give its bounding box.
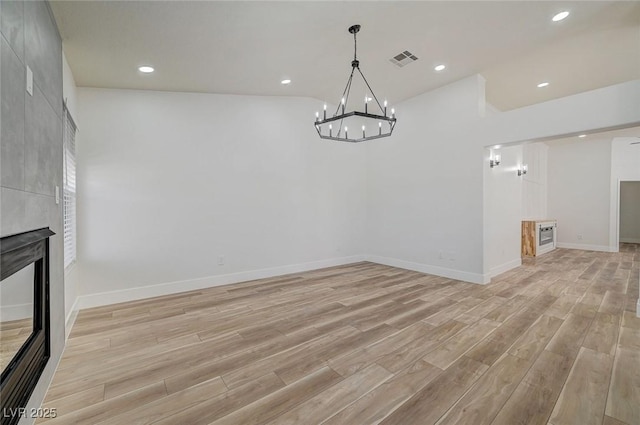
[51,1,640,111]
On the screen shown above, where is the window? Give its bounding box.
[63,103,77,268]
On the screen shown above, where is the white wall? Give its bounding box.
[366,75,488,283]
[484,145,523,277]
[546,134,640,254]
[478,80,640,147]
[62,52,80,334]
[483,141,547,278]
[480,80,640,265]
[547,136,612,251]
[484,138,548,277]
[367,78,640,284]
[62,53,78,118]
[620,182,640,243]
[71,79,640,302]
[75,88,366,306]
[522,142,548,220]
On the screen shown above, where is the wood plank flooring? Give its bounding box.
[0,317,32,370]
[37,244,640,425]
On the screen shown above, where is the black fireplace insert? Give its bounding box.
[0,228,54,425]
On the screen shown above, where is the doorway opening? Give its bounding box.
[619,181,640,252]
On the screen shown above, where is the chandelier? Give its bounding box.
[314,24,397,143]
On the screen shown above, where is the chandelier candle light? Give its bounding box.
[314,24,397,143]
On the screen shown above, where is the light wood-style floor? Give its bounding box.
[39,246,640,425]
[0,317,32,370]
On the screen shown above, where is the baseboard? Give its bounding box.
[65,297,79,340]
[556,242,614,252]
[489,258,522,278]
[620,237,640,244]
[366,255,488,285]
[77,255,367,309]
[0,303,32,321]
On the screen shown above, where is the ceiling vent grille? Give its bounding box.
[390,50,418,67]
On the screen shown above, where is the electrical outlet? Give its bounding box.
[438,251,444,260]
[218,256,225,266]
[577,234,583,240]
[55,186,59,205]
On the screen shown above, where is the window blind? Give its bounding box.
[63,103,77,268]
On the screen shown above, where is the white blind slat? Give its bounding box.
[63,107,77,268]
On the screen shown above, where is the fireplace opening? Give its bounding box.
[0,228,54,425]
[0,264,35,372]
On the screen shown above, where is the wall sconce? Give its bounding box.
[517,164,528,176]
[489,153,501,168]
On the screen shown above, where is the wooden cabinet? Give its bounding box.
[522,220,557,257]
[522,221,536,257]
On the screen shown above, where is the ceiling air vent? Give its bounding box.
[390,50,418,68]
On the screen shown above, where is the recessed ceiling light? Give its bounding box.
[552,11,570,22]
[537,82,549,88]
[281,79,291,85]
[434,64,446,71]
[578,134,587,138]
[138,66,154,73]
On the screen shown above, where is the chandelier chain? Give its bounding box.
[353,30,357,62]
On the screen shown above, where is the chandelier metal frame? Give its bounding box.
[314,24,396,143]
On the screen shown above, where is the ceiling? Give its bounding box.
[50,1,640,111]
